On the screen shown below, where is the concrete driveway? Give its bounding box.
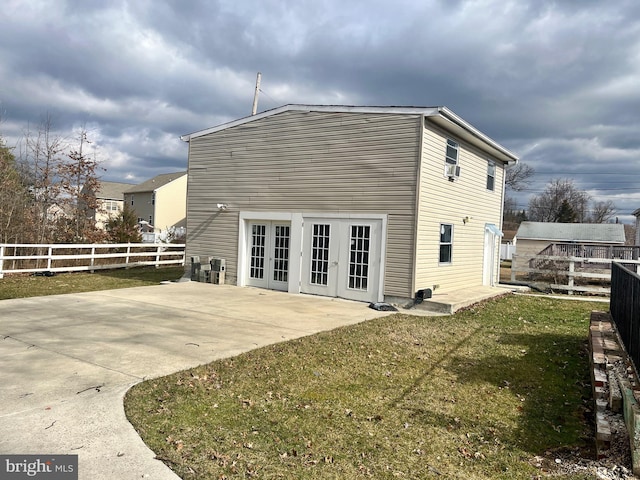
[0,282,391,480]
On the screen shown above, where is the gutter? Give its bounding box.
[433,107,519,165]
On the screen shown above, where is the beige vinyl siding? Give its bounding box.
[414,122,505,292]
[186,111,421,297]
[94,199,123,230]
[155,174,187,231]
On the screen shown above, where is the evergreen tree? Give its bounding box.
[105,205,142,243]
[556,199,577,223]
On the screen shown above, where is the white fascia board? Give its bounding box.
[428,107,519,165]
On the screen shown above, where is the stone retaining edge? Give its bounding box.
[589,310,640,476]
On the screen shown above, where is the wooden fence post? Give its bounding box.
[568,258,575,295]
[0,245,4,279]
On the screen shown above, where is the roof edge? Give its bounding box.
[180,105,519,164]
[431,107,519,164]
[180,105,442,141]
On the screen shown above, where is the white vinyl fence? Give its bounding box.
[0,243,186,279]
[501,243,516,261]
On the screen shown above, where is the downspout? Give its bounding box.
[182,135,192,280]
[411,115,425,300]
[496,162,508,286]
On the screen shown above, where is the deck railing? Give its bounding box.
[610,262,640,373]
[0,243,186,279]
[511,242,640,295]
[536,243,640,263]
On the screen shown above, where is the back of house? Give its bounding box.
[182,105,517,304]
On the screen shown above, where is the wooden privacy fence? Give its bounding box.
[0,243,186,279]
[511,243,640,295]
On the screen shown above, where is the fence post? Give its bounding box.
[155,245,161,268]
[568,258,575,295]
[0,245,4,279]
[126,244,131,265]
[90,246,96,273]
[47,245,53,271]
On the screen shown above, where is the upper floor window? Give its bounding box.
[486,161,496,191]
[104,200,119,211]
[445,139,459,166]
[151,192,155,205]
[130,194,134,206]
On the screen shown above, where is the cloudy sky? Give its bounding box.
[2,0,639,221]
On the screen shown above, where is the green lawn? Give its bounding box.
[125,295,595,479]
[0,266,185,300]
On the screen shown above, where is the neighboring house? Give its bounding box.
[124,172,187,235]
[502,229,517,245]
[81,181,134,230]
[46,202,73,223]
[623,224,636,246]
[513,221,626,269]
[181,105,519,303]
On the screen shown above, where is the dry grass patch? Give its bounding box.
[125,295,594,479]
[0,266,184,300]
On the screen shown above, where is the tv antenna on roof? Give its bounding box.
[251,72,261,115]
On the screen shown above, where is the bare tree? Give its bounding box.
[21,114,66,243]
[528,178,613,223]
[503,162,535,229]
[0,136,33,243]
[589,200,616,224]
[56,128,105,242]
[505,162,535,191]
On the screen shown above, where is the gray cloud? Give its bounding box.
[1,0,640,219]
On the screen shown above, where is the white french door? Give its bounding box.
[247,221,291,291]
[301,218,382,303]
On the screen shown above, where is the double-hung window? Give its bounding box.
[486,160,496,191]
[439,224,453,264]
[445,139,458,166]
[444,139,460,178]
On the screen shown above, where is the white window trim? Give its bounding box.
[444,139,460,179]
[439,223,453,265]
[237,211,387,302]
[486,160,496,191]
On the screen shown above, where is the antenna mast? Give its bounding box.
[251,72,262,115]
